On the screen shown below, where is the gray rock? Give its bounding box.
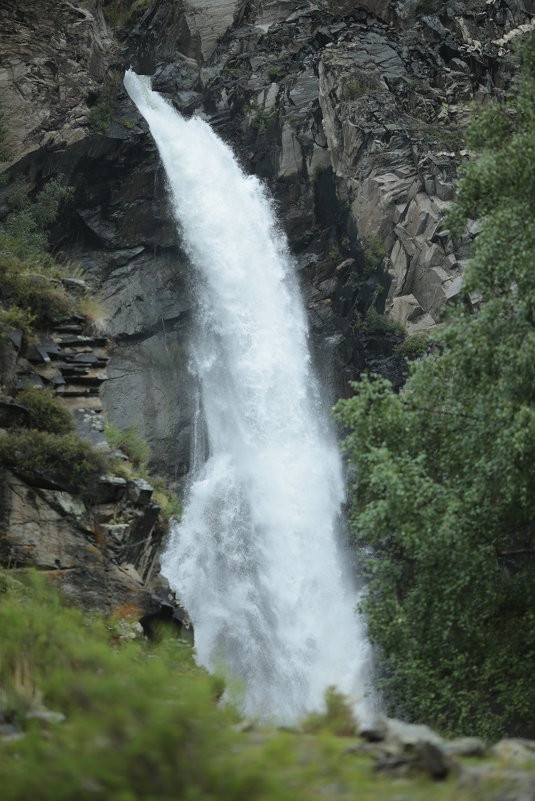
[384,717,443,747]
[443,736,487,757]
[96,475,127,503]
[127,478,154,506]
[491,739,535,763]
[26,709,66,725]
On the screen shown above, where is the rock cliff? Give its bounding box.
[1,0,534,516]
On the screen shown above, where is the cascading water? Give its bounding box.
[124,70,374,723]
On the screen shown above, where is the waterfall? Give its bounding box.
[124,70,374,724]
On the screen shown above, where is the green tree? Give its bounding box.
[334,36,535,739]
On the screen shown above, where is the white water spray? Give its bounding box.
[124,70,374,723]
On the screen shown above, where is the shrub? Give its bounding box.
[76,293,109,333]
[334,42,535,737]
[0,259,71,326]
[302,687,358,737]
[15,387,74,434]
[101,0,151,29]
[0,430,108,496]
[0,569,271,801]
[363,307,404,336]
[1,177,72,263]
[105,422,151,467]
[89,74,122,132]
[151,477,182,522]
[0,306,35,344]
[343,73,380,101]
[362,235,385,276]
[399,332,429,357]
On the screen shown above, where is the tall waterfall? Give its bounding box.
[124,70,374,723]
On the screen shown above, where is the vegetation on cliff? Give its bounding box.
[0,177,84,344]
[335,36,535,739]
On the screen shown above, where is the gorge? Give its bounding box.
[1,1,535,796]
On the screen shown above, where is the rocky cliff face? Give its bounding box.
[1,0,534,481]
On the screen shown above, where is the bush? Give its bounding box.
[151,477,182,522]
[0,430,108,497]
[362,235,385,276]
[0,570,271,801]
[0,259,71,327]
[0,306,35,344]
[105,422,151,467]
[333,38,535,739]
[15,387,74,434]
[1,177,72,263]
[363,307,404,336]
[302,687,358,737]
[399,332,429,357]
[101,0,151,29]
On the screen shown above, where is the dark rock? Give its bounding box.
[5,328,22,351]
[415,740,450,780]
[0,400,30,429]
[96,475,128,503]
[140,588,194,640]
[127,478,154,506]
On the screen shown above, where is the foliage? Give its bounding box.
[1,177,72,262]
[302,687,358,737]
[101,0,151,29]
[0,176,109,344]
[361,235,385,276]
[0,570,268,801]
[89,74,122,133]
[0,571,488,801]
[334,36,535,740]
[398,332,429,357]
[76,292,109,333]
[105,421,151,467]
[246,98,277,134]
[0,256,71,328]
[362,307,404,337]
[104,424,181,522]
[14,387,74,434]
[0,306,35,344]
[151,476,183,522]
[343,73,380,101]
[0,430,108,497]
